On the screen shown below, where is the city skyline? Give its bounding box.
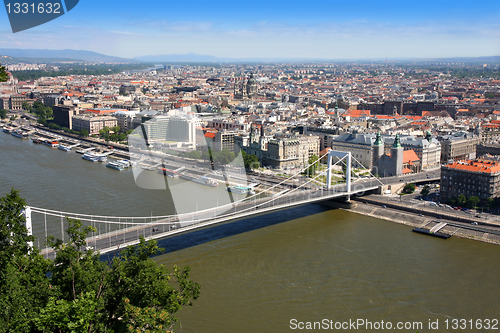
[0,0,499,60]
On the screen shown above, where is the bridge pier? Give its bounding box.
[326,150,351,200]
[317,197,357,210]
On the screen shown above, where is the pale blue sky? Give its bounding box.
[1,0,499,59]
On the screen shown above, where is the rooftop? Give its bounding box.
[443,159,500,174]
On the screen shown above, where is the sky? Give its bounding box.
[0,0,499,60]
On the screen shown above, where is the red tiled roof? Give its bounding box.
[403,150,419,163]
[444,159,500,173]
[402,168,413,174]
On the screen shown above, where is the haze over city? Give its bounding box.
[1,0,499,60]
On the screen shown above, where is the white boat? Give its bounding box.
[118,159,131,168]
[82,152,107,162]
[43,140,59,147]
[82,153,99,162]
[3,127,12,133]
[227,185,253,194]
[58,145,72,152]
[11,130,23,138]
[95,154,107,162]
[106,161,125,170]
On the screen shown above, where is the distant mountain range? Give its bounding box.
[0,48,133,63]
[133,53,228,62]
[0,48,499,64]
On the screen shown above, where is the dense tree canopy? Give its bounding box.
[420,184,430,198]
[242,150,259,170]
[402,183,416,194]
[0,64,8,82]
[0,189,200,332]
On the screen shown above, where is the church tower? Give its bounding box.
[391,134,403,176]
[372,132,384,175]
[425,130,432,143]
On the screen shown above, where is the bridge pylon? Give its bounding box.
[326,150,351,197]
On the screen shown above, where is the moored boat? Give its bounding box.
[58,145,72,152]
[43,139,59,147]
[11,130,23,138]
[106,161,125,170]
[82,153,99,162]
[227,185,253,194]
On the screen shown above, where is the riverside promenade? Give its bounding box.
[350,195,500,245]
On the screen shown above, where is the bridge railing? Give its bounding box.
[29,152,383,256]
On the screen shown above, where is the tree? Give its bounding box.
[306,154,319,177]
[0,64,8,82]
[0,108,7,119]
[214,149,236,165]
[45,219,200,332]
[0,191,200,332]
[185,150,202,159]
[402,183,416,194]
[457,193,467,206]
[242,150,259,170]
[466,196,480,209]
[486,197,495,209]
[21,102,31,111]
[420,185,430,198]
[201,149,212,162]
[0,189,53,332]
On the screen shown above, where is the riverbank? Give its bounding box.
[343,198,500,245]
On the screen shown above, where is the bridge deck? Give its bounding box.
[37,185,378,259]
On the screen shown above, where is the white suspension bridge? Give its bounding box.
[24,150,387,259]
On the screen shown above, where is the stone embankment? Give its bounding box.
[341,198,500,245]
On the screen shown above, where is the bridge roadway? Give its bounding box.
[38,182,379,259]
[37,170,440,259]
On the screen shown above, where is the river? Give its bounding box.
[1,131,499,332]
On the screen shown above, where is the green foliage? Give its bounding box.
[420,184,430,198]
[0,191,200,332]
[10,115,16,121]
[242,150,260,170]
[466,196,480,209]
[214,149,236,165]
[306,154,319,177]
[48,122,61,130]
[11,63,152,81]
[199,148,241,167]
[35,291,98,333]
[0,108,7,119]
[21,101,31,111]
[79,128,89,137]
[0,64,8,82]
[403,183,416,194]
[486,197,495,208]
[37,118,48,126]
[185,150,202,159]
[0,189,53,332]
[30,101,53,120]
[201,150,211,161]
[457,193,467,206]
[99,126,129,142]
